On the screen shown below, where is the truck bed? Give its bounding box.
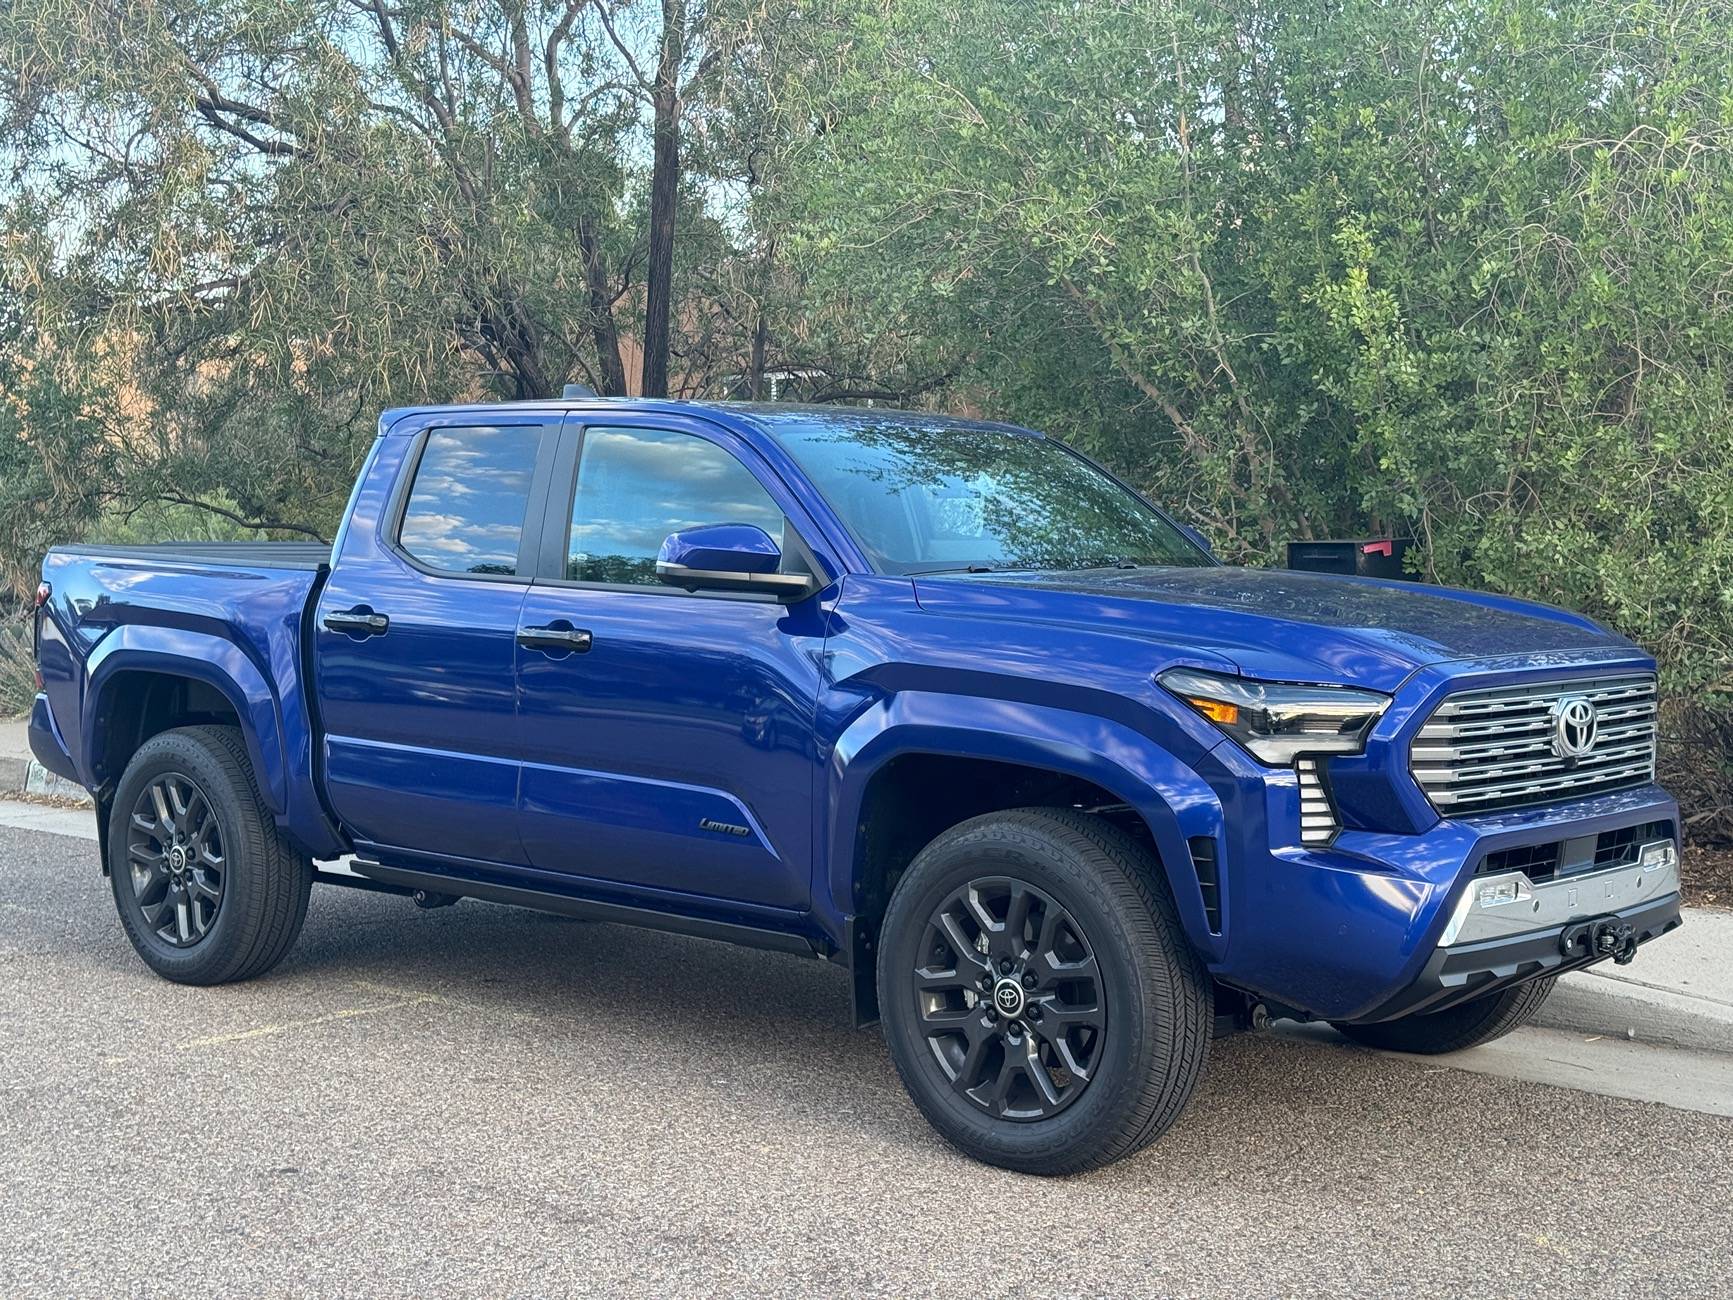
[48,542,331,571]
[35,542,340,857]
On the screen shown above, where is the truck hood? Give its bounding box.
[911,566,1640,693]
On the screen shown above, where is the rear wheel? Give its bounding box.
[1332,978,1555,1055]
[877,808,1212,1176]
[108,726,313,985]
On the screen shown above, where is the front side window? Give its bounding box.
[770,419,1210,574]
[398,426,541,576]
[566,426,785,585]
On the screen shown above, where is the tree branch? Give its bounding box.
[153,493,328,542]
[596,2,654,94]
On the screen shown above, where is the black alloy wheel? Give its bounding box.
[914,877,1105,1120]
[124,772,226,948]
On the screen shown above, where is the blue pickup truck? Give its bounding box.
[30,398,1682,1173]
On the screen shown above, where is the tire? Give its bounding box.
[877,808,1212,1176]
[107,725,313,985]
[1332,978,1556,1055]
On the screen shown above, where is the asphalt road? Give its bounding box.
[3,822,1731,1299]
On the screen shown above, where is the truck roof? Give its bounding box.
[376,398,1041,443]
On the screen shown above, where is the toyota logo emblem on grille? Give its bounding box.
[1549,695,1599,760]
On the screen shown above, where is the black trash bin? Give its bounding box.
[1285,538,1417,581]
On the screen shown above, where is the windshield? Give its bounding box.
[770,419,1211,575]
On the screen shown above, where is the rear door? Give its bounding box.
[512,414,831,911]
[315,415,558,867]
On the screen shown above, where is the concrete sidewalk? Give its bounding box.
[2,715,1727,1053]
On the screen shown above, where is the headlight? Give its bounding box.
[1158,667,1390,764]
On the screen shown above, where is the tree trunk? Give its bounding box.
[578,214,629,395]
[641,0,685,398]
[748,314,768,399]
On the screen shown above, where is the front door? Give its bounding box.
[514,416,829,911]
[315,416,557,867]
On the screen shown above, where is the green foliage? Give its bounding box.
[0,611,33,719]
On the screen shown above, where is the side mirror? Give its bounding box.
[656,524,817,600]
[1178,523,1215,558]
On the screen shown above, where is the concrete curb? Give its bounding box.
[1,756,93,806]
[1538,974,1733,1055]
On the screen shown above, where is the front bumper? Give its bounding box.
[1345,872,1682,1024]
[1211,776,1682,1022]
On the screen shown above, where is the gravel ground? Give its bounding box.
[3,822,1732,1299]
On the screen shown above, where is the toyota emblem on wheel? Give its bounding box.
[993,979,1025,1017]
[1549,694,1599,760]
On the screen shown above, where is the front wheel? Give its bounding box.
[108,725,313,985]
[877,809,1212,1176]
[1332,978,1556,1055]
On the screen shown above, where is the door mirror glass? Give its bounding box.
[657,525,816,599]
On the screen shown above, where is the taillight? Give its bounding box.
[32,582,50,688]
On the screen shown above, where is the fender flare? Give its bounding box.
[84,627,290,818]
[825,690,1230,960]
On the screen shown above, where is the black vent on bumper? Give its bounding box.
[1479,841,1562,879]
[1593,821,1674,870]
[1188,836,1222,934]
[1477,819,1675,882]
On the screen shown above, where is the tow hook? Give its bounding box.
[1560,916,1639,965]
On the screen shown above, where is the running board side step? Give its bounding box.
[348,860,826,959]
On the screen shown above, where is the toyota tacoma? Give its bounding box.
[30,397,1683,1174]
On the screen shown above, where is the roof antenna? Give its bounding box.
[562,382,598,399]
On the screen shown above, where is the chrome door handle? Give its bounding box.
[517,625,593,654]
[323,608,390,637]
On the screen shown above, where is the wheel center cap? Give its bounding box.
[992,978,1026,1019]
[168,845,189,873]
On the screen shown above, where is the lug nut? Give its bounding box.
[1021,973,1036,989]
[999,959,1013,974]
[1027,1005,1042,1021]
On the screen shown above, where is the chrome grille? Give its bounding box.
[1411,673,1658,813]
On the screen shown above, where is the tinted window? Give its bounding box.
[770,420,1209,574]
[567,427,784,585]
[398,427,541,575]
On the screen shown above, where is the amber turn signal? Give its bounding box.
[1184,696,1239,726]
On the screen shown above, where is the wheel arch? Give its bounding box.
[84,634,291,873]
[826,693,1228,1021]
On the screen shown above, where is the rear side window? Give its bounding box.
[566,426,784,585]
[398,427,541,576]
